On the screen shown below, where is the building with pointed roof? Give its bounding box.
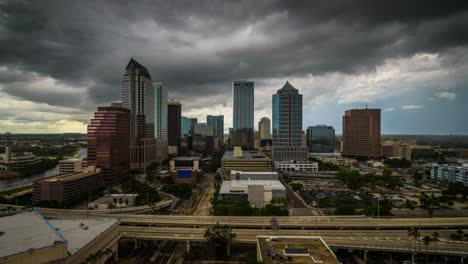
[122,58,155,171]
[272,81,308,162]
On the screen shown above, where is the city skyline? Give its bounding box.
[0,1,467,135]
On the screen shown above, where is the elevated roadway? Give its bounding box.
[118,226,468,256]
[39,212,468,230]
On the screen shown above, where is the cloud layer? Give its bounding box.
[0,0,467,134]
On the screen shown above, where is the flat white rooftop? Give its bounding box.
[0,210,118,258]
[220,180,285,194]
[0,210,63,258]
[230,170,278,175]
[49,217,118,255]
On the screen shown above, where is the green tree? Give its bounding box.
[204,222,236,257]
[161,176,175,184]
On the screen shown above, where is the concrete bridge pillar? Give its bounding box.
[363,250,368,263]
[186,241,191,253]
[134,239,138,250]
[461,256,464,263]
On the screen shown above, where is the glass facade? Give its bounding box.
[121,58,155,171]
[207,115,224,140]
[232,81,254,149]
[154,82,167,140]
[272,81,308,161]
[306,125,335,153]
[181,116,193,135]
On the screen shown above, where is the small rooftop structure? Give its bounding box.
[257,236,339,264]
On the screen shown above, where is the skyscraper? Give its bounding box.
[168,100,182,155]
[232,80,254,149]
[342,108,381,159]
[272,81,308,161]
[87,102,130,185]
[306,125,336,153]
[121,58,155,171]
[181,116,193,135]
[207,115,224,146]
[154,81,168,162]
[258,117,271,140]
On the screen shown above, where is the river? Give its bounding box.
[0,147,87,192]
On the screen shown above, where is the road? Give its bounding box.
[192,174,214,216]
[118,226,468,256]
[41,213,468,230]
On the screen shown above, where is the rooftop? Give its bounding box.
[49,218,118,255]
[0,210,65,258]
[37,171,99,183]
[223,150,270,160]
[257,236,339,264]
[172,157,201,161]
[220,180,285,193]
[230,170,278,175]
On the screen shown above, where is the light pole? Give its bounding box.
[377,197,380,219]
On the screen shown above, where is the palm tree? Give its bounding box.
[423,235,431,246]
[407,227,413,253]
[432,232,440,252]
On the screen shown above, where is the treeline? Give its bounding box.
[15,145,79,158]
[121,178,162,206]
[337,168,402,190]
[21,158,58,176]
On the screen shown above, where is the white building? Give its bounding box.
[431,164,468,186]
[58,158,87,174]
[275,161,318,172]
[219,179,286,208]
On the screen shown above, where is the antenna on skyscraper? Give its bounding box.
[365,104,368,109]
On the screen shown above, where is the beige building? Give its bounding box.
[59,158,87,174]
[258,117,271,140]
[221,149,272,179]
[256,236,339,264]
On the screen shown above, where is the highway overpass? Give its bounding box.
[39,210,468,230]
[118,226,468,257]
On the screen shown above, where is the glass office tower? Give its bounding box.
[232,80,254,149]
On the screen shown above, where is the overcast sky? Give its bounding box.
[0,0,467,134]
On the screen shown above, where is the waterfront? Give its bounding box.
[0,148,87,191]
[0,165,58,191]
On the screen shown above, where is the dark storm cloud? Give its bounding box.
[0,0,467,108]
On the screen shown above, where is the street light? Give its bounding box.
[377,197,380,219]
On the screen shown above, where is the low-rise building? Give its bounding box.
[0,152,40,172]
[170,169,197,184]
[169,157,201,171]
[275,161,318,172]
[221,148,272,179]
[59,158,87,174]
[230,170,278,181]
[219,179,285,208]
[431,164,468,186]
[88,193,138,209]
[0,210,119,264]
[256,236,339,264]
[32,167,104,204]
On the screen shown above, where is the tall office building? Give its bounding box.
[121,58,155,171]
[87,103,130,185]
[207,115,224,146]
[258,117,271,140]
[272,81,308,161]
[342,108,381,159]
[181,117,193,135]
[168,100,182,155]
[306,125,336,153]
[154,82,168,162]
[232,80,254,149]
